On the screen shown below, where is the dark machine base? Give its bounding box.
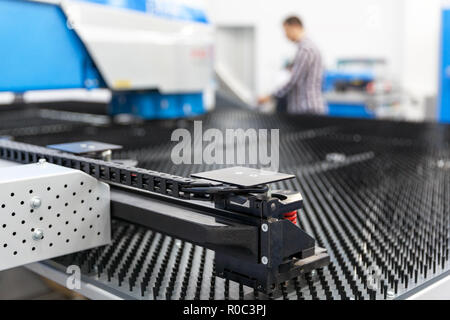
[215,247,330,291]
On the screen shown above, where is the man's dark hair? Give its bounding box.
[283,16,303,28]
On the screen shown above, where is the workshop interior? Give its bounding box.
[0,0,449,301]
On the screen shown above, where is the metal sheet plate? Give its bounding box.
[191,166,295,187]
[47,141,122,155]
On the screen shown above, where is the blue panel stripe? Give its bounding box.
[78,0,209,24]
[439,9,450,123]
[327,103,375,119]
[0,0,103,91]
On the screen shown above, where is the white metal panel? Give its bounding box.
[0,92,15,106]
[215,26,256,105]
[407,274,450,300]
[0,161,111,271]
[26,262,124,300]
[61,1,214,93]
[0,158,17,168]
[24,89,111,103]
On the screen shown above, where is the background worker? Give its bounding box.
[258,16,326,115]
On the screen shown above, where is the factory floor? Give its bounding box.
[0,268,84,300]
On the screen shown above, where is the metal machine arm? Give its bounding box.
[0,139,329,291]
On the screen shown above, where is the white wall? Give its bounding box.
[400,0,440,98]
[215,26,256,104]
[206,0,442,103]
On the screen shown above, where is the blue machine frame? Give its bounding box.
[0,0,103,92]
[323,70,376,119]
[79,0,209,23]
[326,102,375,119]
[0,0,207,119]
[439,8,450,123]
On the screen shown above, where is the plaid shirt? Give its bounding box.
[273,38,325,115]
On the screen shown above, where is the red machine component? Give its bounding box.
[284,210,298,225]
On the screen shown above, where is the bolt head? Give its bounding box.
[270,203,276,211]
[261,256,268,265]
[261,224,268,232]
[32,228,44,241]
[38,158,46,165]
[30,197,42,209]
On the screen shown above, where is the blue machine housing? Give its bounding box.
[326,103,375,118]
[0,0,104,92]
[110,92,205,119]
[323,70,375,92]
[439,8,450,123]
[0,0,208,119]
[79,0,209,24]
[323,70,376,119]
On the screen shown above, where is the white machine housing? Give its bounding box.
[0,160,111,271]
[58,0,214,93]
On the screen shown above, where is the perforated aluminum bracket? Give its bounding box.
[0,161,111,271]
